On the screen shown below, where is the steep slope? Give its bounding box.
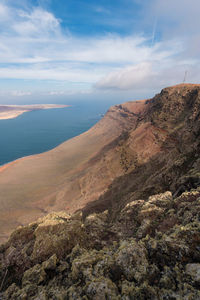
[0,100,145,243]
[0,84,200,245]
[0,83,200,299]
[82,84,200,218]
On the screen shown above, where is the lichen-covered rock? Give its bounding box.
[114,239,148,282]
[30,211,88,262]
[128,282,158,300]
[42,254,58,271]
[1,190,200,299]
[22,264,46,286]
[2,284,21,300]
[71,247,114,282]
[148,191,173,207]
[185,263,200,284]
[85,277,118,300]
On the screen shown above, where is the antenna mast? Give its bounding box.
[183,71,187,83]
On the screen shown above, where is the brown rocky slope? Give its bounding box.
[0,98,147,243]
[1,83,200,244]
[82,83,200,219]
[0,83,200,298]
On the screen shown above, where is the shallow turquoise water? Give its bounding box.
[0,100,116,166]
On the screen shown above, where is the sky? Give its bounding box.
[0,0,200,103]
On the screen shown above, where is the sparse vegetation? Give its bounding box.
[0,190,200,299]
[1,84,200,299]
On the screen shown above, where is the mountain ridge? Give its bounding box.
[0,83,200,243]
[0,95,148,243]
[0,83,200,299]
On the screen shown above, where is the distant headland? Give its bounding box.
[0,104,69,120]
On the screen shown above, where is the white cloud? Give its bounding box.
[48,91,65,95]
[0,3,8,16]
[96,59,200,91]
[0,1,199,95]
[0,4,170,74]
[13,8,60,37]
[11,90,32,97]
[0,65,104,82]
[96,62,153,89]
[93,6,110,14]
[151,0,200,28]
[95,0,200,91]
[146,0,200,50]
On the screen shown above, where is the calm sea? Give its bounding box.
[0,100,116,166]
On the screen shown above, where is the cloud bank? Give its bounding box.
[0,0,200,97]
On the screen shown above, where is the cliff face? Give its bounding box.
[0,99,142,242]
[0,98,149,242]
[81,84,200,216]
[0,84,200,243]
[0,84,200,299]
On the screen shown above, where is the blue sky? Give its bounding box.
[0,0,200,103]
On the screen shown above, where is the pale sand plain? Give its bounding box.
[0,104,69,120]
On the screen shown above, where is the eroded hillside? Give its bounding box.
[0,84,200,244]
[0,84,200,299]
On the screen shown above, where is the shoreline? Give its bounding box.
[0,104,69,120]
[0,102,103,169]
[0,154,36,173]
[0,110,29,120]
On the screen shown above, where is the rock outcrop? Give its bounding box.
[0,189,200,299]
[0,83,200,299]
[1,84,200,243]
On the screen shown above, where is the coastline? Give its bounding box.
[0,154,36,173]
[0,104,69,120]
[0,110,29,120]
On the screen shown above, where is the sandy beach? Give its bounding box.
[0,104,69,120]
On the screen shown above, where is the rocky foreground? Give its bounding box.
[0,189,200,299]
[0,84,200,299]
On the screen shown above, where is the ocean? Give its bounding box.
[0,99,116,166]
